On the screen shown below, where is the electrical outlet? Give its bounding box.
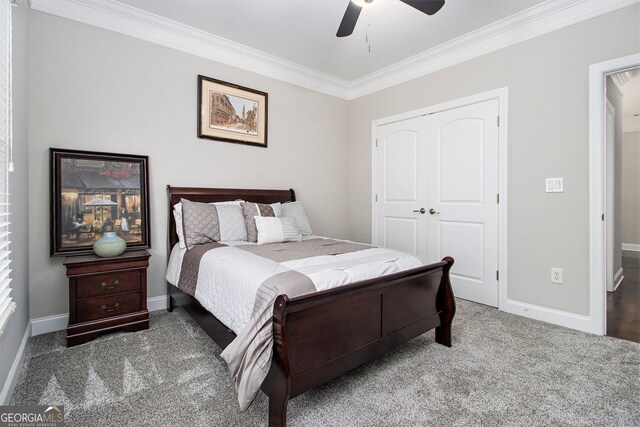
[551,268,563,284]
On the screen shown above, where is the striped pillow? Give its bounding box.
[254,216,302,245]
[281,201,313,236]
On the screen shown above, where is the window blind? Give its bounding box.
[0,0,15,336]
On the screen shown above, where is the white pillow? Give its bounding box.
[281,201,313,236]
[270,202,283,217]
[254,216,302,245]
[173,200,244,248]
[216,204,248,242]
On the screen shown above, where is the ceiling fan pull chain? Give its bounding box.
[365,11,369,44]
[366,11,372,53]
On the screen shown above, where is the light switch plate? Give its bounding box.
[546,177,563,193]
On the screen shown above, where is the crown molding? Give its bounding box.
[348,0,640,98]
[610,70,636,93]
[31,0,639,101]
[29,0,352,99]
[624,116,640,133]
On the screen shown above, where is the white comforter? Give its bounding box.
[165,237,422,334]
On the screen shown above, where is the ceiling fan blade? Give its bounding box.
[399,0,445,15]
[336,1,362,37]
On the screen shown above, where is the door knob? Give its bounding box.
[429,208,440,215]
[413,208,426,214]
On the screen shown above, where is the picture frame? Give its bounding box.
[197,75,268,148]
[50,148,151,257]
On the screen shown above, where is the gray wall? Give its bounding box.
[347,4,640,316]
[622,131,640,246]
[0,0,30,403]
[28,12,350,319]
[606,77,623,278]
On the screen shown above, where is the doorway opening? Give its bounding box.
[605,68,640,343]
[589,53,640,338]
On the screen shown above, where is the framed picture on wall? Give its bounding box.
[197,75,268,148]
[50,148,151,256]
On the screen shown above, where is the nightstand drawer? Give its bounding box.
[76,293,142,323]
[65,250,150,346]
[76,271,141,298]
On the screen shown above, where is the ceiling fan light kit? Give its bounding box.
[351,0,375,8]
[336,0,445,38]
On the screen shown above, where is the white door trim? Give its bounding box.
[371,87,509,309]
[589,53,640,335]
[605,99,615,293]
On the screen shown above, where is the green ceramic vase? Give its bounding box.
[93,232,126,257]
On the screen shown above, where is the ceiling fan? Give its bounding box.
[337,0,445,37]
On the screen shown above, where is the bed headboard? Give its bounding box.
[166,186,296,251]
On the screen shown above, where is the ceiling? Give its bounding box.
[117,0,545,81]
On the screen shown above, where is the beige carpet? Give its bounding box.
[11,300,640,426]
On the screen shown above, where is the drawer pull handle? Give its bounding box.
[100,280,119,290]
[101,302,120,313]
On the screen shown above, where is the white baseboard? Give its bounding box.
[0,322,31,405]
[614,267,624,291]
[30,313,69,336]
[31,295,169,336]
[501,299,592,334]
[622,243,640,252]
[147,295,168,312]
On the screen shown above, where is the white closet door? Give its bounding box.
[425,99,500,307]
[375,99,500,307]
[375,117,428,262]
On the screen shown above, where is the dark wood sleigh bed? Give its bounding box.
[166,186,456,426]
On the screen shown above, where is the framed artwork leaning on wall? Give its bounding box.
[197,75,268,148]
[50,148,151,256]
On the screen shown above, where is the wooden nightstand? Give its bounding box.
[64,250,151,347]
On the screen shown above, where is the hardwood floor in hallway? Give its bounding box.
[607,250,640,343]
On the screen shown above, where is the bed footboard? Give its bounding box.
[263,257,455,427]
